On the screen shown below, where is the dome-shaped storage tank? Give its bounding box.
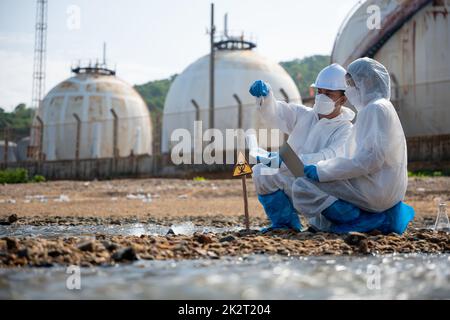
[31,65,152,160]
[332,0,450,163]
[162,42,301,154]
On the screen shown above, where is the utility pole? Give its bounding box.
[103,42,107,66]
[209,3,215,130]
[31,0,48,110]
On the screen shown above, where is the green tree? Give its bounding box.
[280,55,331,98]
[0,103,35,140]
[134,74,177,114]
[134,75,177,129]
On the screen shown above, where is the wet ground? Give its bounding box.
[1,223,449,267]
[1,254,449,299]
[1,176,448,219]
[0,177,449,299]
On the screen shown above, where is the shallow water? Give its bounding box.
[1,254,449,299]
[0,222,240,238]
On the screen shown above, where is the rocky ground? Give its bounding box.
[0,177,449,267]
[1,228,450,267]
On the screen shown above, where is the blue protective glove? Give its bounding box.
[249,80,269,97]
[304,165,319,182]
[257,151,282,168]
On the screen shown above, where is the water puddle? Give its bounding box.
[0,254,449,299]
[0,222,240,238]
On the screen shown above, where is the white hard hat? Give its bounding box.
[310,63,347,91]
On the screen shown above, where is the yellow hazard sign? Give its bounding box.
[233,152,253,177]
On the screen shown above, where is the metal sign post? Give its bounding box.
[233,152,253,230]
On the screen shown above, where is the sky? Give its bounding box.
[0,0,361,111]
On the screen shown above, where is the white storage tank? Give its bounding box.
[332,0,450,162]
[162,39,301,154]
[0,141,18,162]
[31,65,153,160]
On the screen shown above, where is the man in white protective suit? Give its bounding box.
[248,63,355,232]
[295,57,415,234]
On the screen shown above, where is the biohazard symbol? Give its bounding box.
[233,152,252,177]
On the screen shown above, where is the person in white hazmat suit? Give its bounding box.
[248,63,355,232]
[295,57,415,234]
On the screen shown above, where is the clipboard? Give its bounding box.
[279,142,304,178]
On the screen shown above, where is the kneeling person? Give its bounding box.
[295,58,415,235]
[249,63,355,232]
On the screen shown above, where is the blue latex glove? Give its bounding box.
[304,165,319,182]
[249,80,269,97]
[257,152,282,168]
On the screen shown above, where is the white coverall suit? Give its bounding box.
[292,58,409,231]
[252,90,355,229]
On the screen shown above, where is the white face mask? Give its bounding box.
[345,86,363,112]
[313,94,338,115]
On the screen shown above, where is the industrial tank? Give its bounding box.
[0,141,17,162]
[332,0,450,162]
[162,39,301,154]
[31,65,153,160]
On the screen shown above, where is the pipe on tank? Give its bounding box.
[233,93,243,129]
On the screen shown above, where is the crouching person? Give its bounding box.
[293,58,415,235]
[249,64,354,232]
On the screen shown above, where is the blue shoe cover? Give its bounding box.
[322,199,360,223]
[258,190,302,232]
[329,211,387,234]
[329,202,415,235]
[378,202,415,235]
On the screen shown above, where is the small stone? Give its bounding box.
[0,240,7,252]
[194,234,213,244]
[207,251,219,259]
[368,229,382,236]
[219,235,236,243]
[312,235,327,241]
[277,249,290,256]
[358,239,369,253]
[237,229,258,237]
[3,237,18,251]
[77,241,95,252]
[166,228,175,235]
[101,241,119,252]
[344,232,368,246]
[47,250,62,258]
[17,248,29,258]
[139,254,155,260]
[112,247,139,262]
[194,248,207,256]
[8,214,18,224]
